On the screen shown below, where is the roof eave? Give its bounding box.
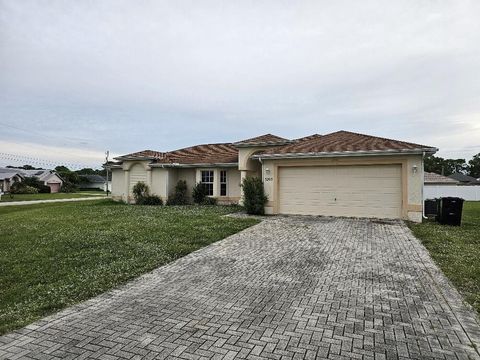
[253,148,438,160]
[113,156,156,161]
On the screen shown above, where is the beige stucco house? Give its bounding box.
[108,131,437,222]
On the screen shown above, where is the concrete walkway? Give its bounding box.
[0,217,479,359]
[0,196,106,206]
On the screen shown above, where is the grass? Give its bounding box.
[0,192,104,202]
[408,201,480,314]
[0,200,258,334]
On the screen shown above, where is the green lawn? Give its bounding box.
[0,192,104,202]
[0,200,258,334]
[409,201,480,314]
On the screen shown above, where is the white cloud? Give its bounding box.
[0,0,479,161]
[0,140,117,169]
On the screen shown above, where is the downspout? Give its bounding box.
[422,151,428,220]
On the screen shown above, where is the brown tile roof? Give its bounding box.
[116,150,167,160]
[116,144,238,164]
[424,172,459,184]
[260,131,435,156]
[292,134,323,142]
[116,131,437,165]
[165,143,238,164]
[234,133,290,146]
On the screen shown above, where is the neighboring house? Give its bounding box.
[448,172,480,185]
[0,168,63,193]
[0,170,24,192]
[424,172,460,186]
[108,131,437,222]
[79,175,107,191]
[424,171,480,201]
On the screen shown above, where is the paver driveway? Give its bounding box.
[1,217,479,360]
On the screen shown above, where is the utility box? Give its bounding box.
[437,197,464,226]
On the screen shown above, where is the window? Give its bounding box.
[220,170,227,196]
[201,170,214,196]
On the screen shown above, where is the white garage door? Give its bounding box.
[278,165,402,219]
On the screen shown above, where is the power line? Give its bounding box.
[0,152,103,170]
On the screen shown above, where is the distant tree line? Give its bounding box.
[424,153,480,178]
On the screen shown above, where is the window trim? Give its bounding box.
[220,170,227,197]
[200,170,214,196]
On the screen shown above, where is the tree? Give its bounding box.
[424,155,444,174]
[55,165,70,173]
[76,168,96,175]
[424,155,468,176]
[469,153,480,178]
[6,164,42,170]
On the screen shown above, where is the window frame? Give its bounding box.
[200,170,214,196]
[220,170,227,197]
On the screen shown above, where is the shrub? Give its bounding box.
[14,185,39,194]
[9,182,26,194]
[202,197,217,206]
[61,182,78,193]
[37,184,51,193]
[166,180,189,205]
[192,183,208,204]
[10,183,39,194]
[139,195,163,206]
[132,182,149,203]
[242,176,268,215]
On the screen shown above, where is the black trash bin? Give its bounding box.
[437,197,464,226]
[424,199,440,217]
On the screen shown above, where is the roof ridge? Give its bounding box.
[328,130,432,149]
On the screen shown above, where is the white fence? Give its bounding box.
[424,185,480,201]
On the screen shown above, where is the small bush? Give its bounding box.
[37,184,51,193]
[242,176,268,215]
[202,197,217,206]
[139,195,163,206]
[9,182,25,194]
[132,182,149,203]
[166,180,189,205]
[192,183,208,204]
[9,183,39,194]
[61,182,78,193]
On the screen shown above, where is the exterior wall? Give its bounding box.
[150,168,169,199]
[167,169,178,198]
[43,174,63,187]
[262,155,424,222]
[48,183,61,193]
[111,169,124,199]
[238,147,264,171]
[129,163,147,197]
[406,156,423,222]
[110,164,240,203]
[227,168,241,198]
[194,167,241,203]
[177,168,196,200]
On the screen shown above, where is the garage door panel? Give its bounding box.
[278,165,402,219]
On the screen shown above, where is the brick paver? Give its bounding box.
[1,216,479,359]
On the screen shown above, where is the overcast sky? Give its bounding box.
[1,0,479,169]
